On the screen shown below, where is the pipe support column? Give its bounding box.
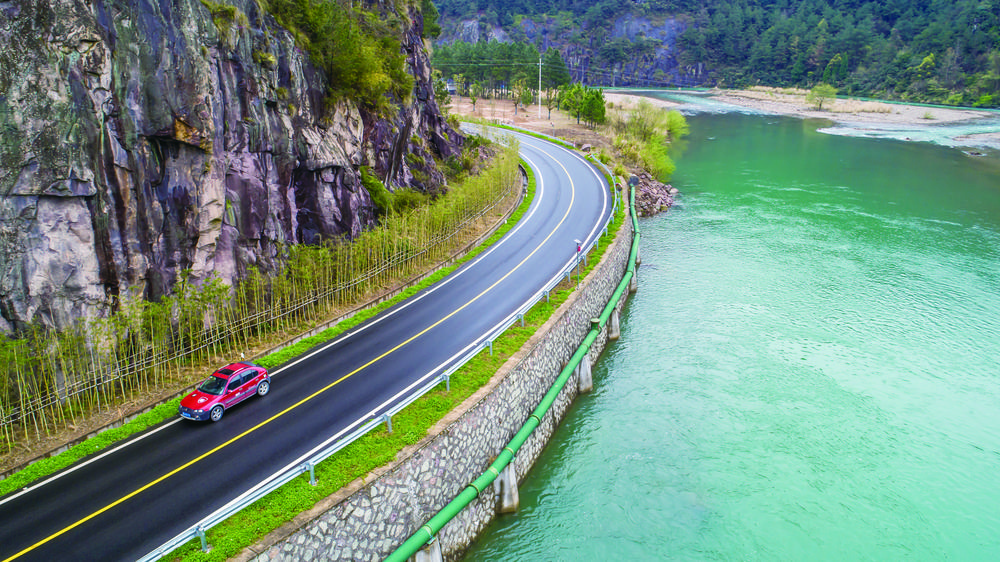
[412,537,443,562]
[576,356,593,393]
[496,463,520,514]
[609,309,621,340]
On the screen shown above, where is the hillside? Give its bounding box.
[434,0,1000,107]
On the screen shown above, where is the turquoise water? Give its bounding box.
[464,113,1000,560]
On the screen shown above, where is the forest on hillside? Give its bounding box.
[434,0,1000,107]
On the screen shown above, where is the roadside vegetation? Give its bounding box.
[0,141,518,459]
[605,100,689,181]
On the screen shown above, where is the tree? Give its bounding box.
[469,81,482,113]
[511,78,530,115]
[561,83,586,124]
[822,53,846,85]
[420,0,440,39]
[432,69,450,109]
[806,83,837,109]
[542,48,572,89]
[544,87,559,119]
[518,80,535,112]
[266,0,413,110]
[581,88,606,127]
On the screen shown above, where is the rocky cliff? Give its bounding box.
[0,0,462,334]
[442,14,704,87]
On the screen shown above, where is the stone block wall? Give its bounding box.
[248,206,634,562]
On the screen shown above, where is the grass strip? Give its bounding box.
[0,399,182,497]
[461,117,577,150]
[168,172,625,561]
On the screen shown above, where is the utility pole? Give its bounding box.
[538,55,542,119]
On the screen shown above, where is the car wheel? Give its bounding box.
[209,405,224,422]
[257,380,270,397]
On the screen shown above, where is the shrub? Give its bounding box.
[391,189,431,214]
[361,166,393,215]
[254,50,277,68]
[264,0,414,110]
[974,94,997,107]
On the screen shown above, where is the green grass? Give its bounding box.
[0,399,183,498]
[461,117,577,150]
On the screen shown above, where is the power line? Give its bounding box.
[433,58,690,88]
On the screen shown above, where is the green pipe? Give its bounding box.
[386,183,640,562]
[386,333,599,562]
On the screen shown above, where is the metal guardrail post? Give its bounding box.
[382,413,393,434]
[306,462,317,486]
[517,314,525,327]
[444,374,450,392]
[196,526,210,553]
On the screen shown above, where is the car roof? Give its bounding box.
[214,362,257,377]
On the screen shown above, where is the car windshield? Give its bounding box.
[198,375,229,395]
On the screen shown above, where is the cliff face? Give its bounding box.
[443,15,703,87]
[0,0,462,334]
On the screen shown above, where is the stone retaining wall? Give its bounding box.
[247,204,634,562]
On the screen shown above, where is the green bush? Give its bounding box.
[360,166,393,215]
[200,0,248,38]
[253,50,277,68]
[392,189,430,213]
[639,138,676,181]
[264,0,414,110]
[974,94,997,107]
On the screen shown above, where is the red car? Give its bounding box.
[179,362,270,422]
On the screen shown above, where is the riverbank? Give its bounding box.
[711,87,990,125]
[610,88,1000,150]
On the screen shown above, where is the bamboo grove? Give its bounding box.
[0,142,521,452]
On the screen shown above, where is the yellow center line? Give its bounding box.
[5,147,574,562]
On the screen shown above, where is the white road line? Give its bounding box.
[0,418,182,507]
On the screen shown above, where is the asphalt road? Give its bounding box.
[0,130,612,562]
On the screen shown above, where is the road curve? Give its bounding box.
[0,130,612,562]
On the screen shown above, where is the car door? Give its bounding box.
[223,373,246,408]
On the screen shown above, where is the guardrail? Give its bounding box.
[385,179,639,562]
[137,143,619,561]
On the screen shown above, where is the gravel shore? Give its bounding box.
[606,89,1000,150]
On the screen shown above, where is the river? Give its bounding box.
[464,106,1000,560]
